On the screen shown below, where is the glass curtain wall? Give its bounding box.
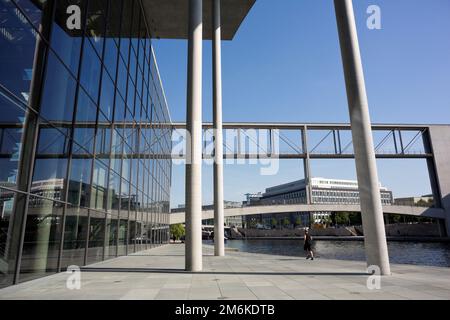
[0,0,172,288]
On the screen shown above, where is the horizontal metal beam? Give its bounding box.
[1,122,446,131]
[0,152,428,160]
[172,122,446,131]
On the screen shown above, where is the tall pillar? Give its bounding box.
[334,0,390,275]
[185,0,203,271]
[212,0,225,257]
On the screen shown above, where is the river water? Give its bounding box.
[219,239,450,267]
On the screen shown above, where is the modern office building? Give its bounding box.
[0,0,172,288]
[243,177,393,227]
[394,195,434,207]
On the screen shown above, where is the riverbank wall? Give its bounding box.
[231,222,443,239]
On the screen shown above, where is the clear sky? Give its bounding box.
[152,0,450,208]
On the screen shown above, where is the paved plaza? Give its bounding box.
[1,244,450,300]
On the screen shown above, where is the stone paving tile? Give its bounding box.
[155,289,190,300]
[120,289,160,300]
[246,286,294,300]
[218,287,258,300]
[422,289,450,299]
[163,283,191,289]
[188,287,222,300]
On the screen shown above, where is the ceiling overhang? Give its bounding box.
[142,0,256,40]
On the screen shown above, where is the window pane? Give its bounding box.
[67,158,92,207]
[99,70,114,121]
[31,158,67,200]
[108,170,120,213]
[104,214,117,258]
[104,39,118,80]
[87,210,104,264]
[80,41,101,102]
[60,205,88,269]
[39,51,77,122]
[14,0,47,31]
[36,127,69,155]
[0,188,18,287]
[19,197,63,283]
[95,116,111,164]
[0,0,42,103]
[111,129,123,174]
[32,125,68,200]
[116,56,127,98]
[118,219,127,256]
[0,93,27,188]
[90,160,108,210]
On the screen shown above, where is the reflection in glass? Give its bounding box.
[108,170,120,213]
[91,160,108,211]
[87,210,104,264]
[61,205,88,269]
[105,214,117,258]
[32,158,67,200]
[19,197,63,283]
[0,94,26,187]
[99,71,114,121]
[39,51,77,122]
[104,39,118,82]
[118,219,127,256]
[68,159,92,207]
[0,0,40,104]
[0,188,16,287]
[80,41,101,102]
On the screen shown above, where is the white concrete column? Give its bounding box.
[334,0,391,275]
[185,0,203,271]
[213,0,225,257]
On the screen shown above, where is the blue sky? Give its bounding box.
[152,0,450,207]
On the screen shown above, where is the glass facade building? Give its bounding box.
[0,0,172,288]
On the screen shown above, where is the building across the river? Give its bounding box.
[243,177,393,227]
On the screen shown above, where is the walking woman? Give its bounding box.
[304,229,314,260]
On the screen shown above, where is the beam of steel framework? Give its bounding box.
[334,0,390,275]
[185,0,203,272]
[212,0,225,257]
[169,123,433,159]
[2,123,434,161]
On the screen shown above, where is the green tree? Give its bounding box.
[295,217,302,227]
[271,218,278,229]
[335,212,350,225]
[170,224,185,240]
[283,217,291,228]
[416,199,428,207]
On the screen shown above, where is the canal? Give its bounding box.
[215,239,450,267]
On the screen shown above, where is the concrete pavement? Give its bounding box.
[1,244,449,300]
